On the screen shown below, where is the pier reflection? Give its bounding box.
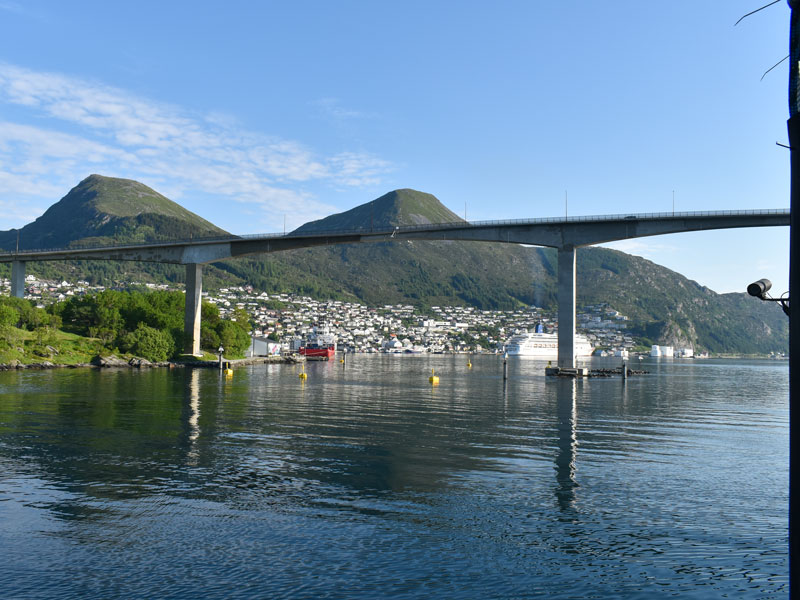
[554,378,579,512]
[186,368,201,463]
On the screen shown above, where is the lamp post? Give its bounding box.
[218,346,224,370]
[788,2,800,591]
[747,278,790,316]
[780,1,800,592]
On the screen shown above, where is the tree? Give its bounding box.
[216,320,251,356]
[119,323,175,362]
[231,307,252,332]
[200,323,221,350]
[0,304,19,329]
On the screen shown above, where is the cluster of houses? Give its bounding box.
[1,275,172,300]
[3,276,655,356]
[207,287,640,355]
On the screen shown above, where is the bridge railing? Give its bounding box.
[245,208,790,238]
[0,233,245,257]
[0,208,789,257]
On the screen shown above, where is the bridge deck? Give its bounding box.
[0,208,789,262]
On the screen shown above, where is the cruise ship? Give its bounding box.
[504,324,593,358]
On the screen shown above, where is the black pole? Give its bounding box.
[788,2,799,595]
[789,113,800,598]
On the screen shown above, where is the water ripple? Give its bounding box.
[0,357,788,599]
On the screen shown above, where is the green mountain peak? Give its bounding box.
[61,174,222,227]
[0,174,226,250]
[295,188,462,233]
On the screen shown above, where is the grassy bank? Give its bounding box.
[0,328,102,365]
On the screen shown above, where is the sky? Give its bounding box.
[0,1,791,294]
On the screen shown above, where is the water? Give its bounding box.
[0,356,789,599]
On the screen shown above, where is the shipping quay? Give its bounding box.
[545,364,648,378]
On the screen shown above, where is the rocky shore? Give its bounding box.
[0,354,293,370]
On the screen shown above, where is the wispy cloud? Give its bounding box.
[0,2,35,17]
[313,97,371,121]
[601,238,679,260]
[0,63,392,229]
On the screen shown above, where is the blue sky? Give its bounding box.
[0,1,791,294]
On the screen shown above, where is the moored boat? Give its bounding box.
[299,325,337,360]
[504,323,593,358]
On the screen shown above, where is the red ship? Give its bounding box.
[299,342,335,360]
[298,325,337,360]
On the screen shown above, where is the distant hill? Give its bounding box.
[222,188,556,309]
[0,174,226,251]
[0,176,788,354]
[576,249,787,353]
[295,189,464,232]
[0,175,238,288]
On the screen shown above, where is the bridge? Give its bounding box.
[0,208,789,367]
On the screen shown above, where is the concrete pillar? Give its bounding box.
[184,263,203,356]
[11,261,25,298]
[557,246,576,369]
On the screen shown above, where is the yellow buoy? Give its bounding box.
[429,368,439,385]
[299,364,307,380]
[225,368,233,377]
[467,359,472,369]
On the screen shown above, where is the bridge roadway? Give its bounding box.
[0,209,789,367]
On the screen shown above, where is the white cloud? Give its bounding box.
[0,2,33,17]
[0,63,392,229]
[600,238,678,260]
[313,97,370,121]
[330,152,393,186]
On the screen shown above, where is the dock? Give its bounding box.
[545,365,648,378]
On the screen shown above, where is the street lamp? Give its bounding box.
[747,278,790,317]
[218,346,224,370]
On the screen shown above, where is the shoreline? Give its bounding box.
[0,354,295,371]
[0,352,788,371]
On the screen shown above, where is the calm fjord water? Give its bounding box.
[0,356,789,599]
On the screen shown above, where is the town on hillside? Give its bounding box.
[0,274,710,358]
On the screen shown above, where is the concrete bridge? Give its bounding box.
[0,208,789,366]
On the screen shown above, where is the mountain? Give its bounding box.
[295,189,465,231]
[576,249,787,353]
[1,177,788,354]
[221,189,556,309]
[0,175,238,288]
[0,174,226,251]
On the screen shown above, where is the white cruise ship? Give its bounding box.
[504,324,593,358]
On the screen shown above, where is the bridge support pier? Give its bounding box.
[557,246,576,369]
[184,263,203,356]
[11,261,25,298]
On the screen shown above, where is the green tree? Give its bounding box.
[216,320,251,356]
[89,303,124,345]
[119,323,175,362]
[231,307,252,332]
[200,323,221,350]
[201,301,221,327]
[0,304,20,329]
[59,290,125,341]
